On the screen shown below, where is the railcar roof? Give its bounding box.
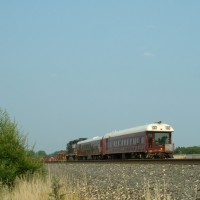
[103,122,174,139]
[77,136,102,145]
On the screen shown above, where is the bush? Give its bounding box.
[0,108,45,186]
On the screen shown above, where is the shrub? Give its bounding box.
[49,177,66,200]
[0,108,45,186]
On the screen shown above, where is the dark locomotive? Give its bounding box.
[75,121,174,159]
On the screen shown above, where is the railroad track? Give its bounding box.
[46,159,200,165]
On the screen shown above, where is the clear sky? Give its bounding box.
[0,1,200,153]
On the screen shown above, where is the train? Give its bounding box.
[76,121,174,159]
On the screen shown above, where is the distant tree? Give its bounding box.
[0,108,45,186]
[36,150,47,158]
[175,146,200,154]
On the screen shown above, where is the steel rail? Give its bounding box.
[45,159,200,165]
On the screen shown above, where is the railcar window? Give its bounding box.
[141,137,144,144]
[133,138,136,145]
[130,138,132,145]
[109,141,112,148]
[155,132,170,146]
[148,134,153,148]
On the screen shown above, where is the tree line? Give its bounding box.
[174,146,200,154]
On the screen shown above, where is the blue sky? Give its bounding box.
[0,1,200,153]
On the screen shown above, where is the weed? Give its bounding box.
[49,177,66,200]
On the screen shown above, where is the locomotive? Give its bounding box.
[76,121,174,159]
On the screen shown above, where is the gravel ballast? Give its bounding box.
[48,163,200,200]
